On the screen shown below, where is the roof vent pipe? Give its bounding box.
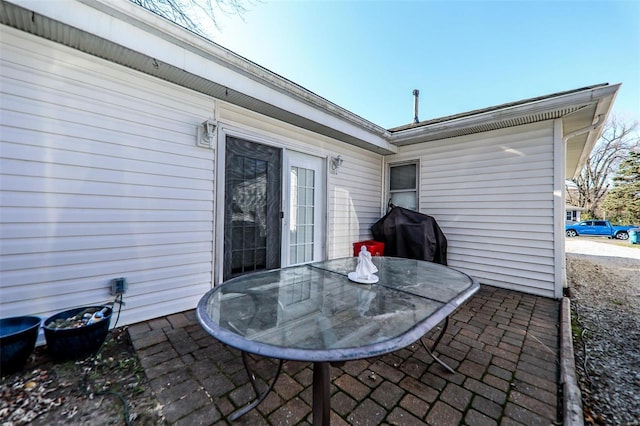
[413,89,420,124]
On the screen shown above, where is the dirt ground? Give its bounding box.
[0,327,165,425]
[565,237,640,425]
[2,238,638,425]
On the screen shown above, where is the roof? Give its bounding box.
[389,83,611,133]
[1,0,620,177]
[388,83,620,178]
[0,0,396,154]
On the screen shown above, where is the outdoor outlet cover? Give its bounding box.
[112,277,126,295]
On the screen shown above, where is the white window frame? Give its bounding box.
[387,161,419,211]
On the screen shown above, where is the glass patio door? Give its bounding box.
[224,137,282,280]
[285,151,325,266]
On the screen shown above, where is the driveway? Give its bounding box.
[565,237,640,259]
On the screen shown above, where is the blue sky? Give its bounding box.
[207,1,639,129]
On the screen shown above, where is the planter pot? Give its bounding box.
[44,306,112,361]
[1,316,41,375]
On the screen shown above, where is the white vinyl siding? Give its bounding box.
[327,151,383,258]
[386,122,557,297]
[1,24,384,326]
[1,26,215,325]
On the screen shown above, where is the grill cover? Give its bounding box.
[371,207,448,265]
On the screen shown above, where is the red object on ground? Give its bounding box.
[353,240,385,257]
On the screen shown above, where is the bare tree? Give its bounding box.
[130,0,251,38]
[566,117,640,218]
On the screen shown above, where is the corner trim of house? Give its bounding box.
[554,119,567,297]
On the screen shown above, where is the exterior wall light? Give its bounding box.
[330,155,343,174]
[196,118,217,148]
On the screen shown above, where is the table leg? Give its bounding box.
[312,362,330,426]
[228,352,283,421]
[420,317,456,374]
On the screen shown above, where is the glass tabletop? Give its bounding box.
[197,257,479,362]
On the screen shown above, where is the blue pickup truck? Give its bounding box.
[565,220,636,240]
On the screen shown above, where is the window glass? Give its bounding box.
[390,164,416,190]
[389,162,418,210]
[290,166,315,264]
[390,192,417,211]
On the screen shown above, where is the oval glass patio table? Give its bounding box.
[197,256,479,425]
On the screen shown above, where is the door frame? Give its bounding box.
[214,124,328,286]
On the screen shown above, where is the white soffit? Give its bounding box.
[391,105,588,146]
[1,0,396,155]
[388,84,620,147]
[0,0,620,164]
[389,83,620,179]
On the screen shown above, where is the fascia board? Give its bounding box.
[7,0,394,153]
[569,84,620,179]
[390,84,621,145]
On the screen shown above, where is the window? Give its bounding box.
[389,162,418,210]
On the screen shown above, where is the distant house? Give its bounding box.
[566,206,584,223]
[0,0,619,326]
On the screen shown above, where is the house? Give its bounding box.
[0,0,619,327]
[566,205,584,223]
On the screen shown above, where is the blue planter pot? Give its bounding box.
[44,306,112,361]
[1,316,41,375]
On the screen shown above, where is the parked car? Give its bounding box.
[565,220,636,240]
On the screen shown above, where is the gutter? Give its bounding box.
[389,84,620,146]
[3,0,395,154]
[562,114,605,143]
[79,0,394,142]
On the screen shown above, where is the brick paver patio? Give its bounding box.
[128,285,560,425]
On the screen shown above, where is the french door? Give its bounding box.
[222,137,325,280]
[224,137,282,280]
[285,151,325,266]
